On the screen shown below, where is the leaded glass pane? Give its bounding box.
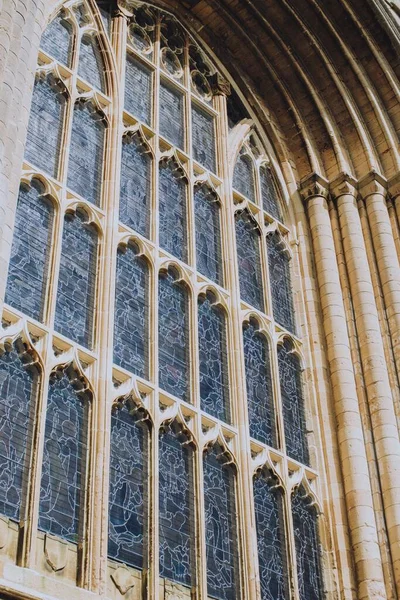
[292,488,323,600]
[198,298,229,422]
[5,182,53,322]
[114,247,148,378]
[159,427,193,586]
[278,340,309,465]
[194,185,223,285]
[192,104,216,172]
[39,370,89,542]
[125,54,152,125]
[267,233,295,333]
[260,166,282,221]
[0,342,38,522]
[204,446,237,600]
[78,35,105,92]
[159,81,184,149]
[108,403,148,569]
[254,474,288,600]
[67,103,105,206]
[243,324,275,446]
[158,272,189,402]
[159,161,187,262]
[25,76,65,178]
[233,152,255,203]
[235,212,264,312]
[119,135,151,237]
[54,211,98,349]
[40,12,72,66]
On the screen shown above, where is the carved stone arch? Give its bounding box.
[197,285,228,315]
[265,226,293,261]
[193,178,220,204]
[117,235,153,269]
[242,312,274,349]
[203,435,238,475]
[276,334,304,369]
[159,152,189,183]
[112,391,152,428]
[158,261,192,294]
[123,126,154,158]
[234,206,262,236]
[64,202,104,238]
[19,173,61,213]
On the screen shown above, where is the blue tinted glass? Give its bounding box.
[235,212,264,311]
[159,428,193,586]
[119,136,151,237]
[108,403,147,569]
[5,183,53,322]
[159,82,184,149]
[204,447,237,600]
[67,103,105,206]
[243,324,275,446]
[25,76,65,178]
[260,167,282,220]
[0,343,38,521]
[40,12,72,66]
[233,152,255,203]
[125,54,152,125]
[192,105,215,172]
[159,161,187,262]
[278,340,309,465]
[292,488,323,600]
[39,370,89,542]
[78,35,105,92]
[199,298,229,422]
[194,186,222,285]
[54,212,98,349]
[254,475,288,600]
[114,247,148,378]
[267,233,295,333]
[158,273,189,402]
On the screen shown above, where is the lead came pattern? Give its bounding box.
[78,35,105,92]
[119,136,151,237]
[40,12,72,67]
[125,55,152,125]
[260,166,282,221]
[267,233,295,333]
[192,104,216,172]
[108,403,147,569]
[233,152,256,203]
[159,82,184,149]
[159,161,187,262]
[194,185,223,285]
[235,212,264,312]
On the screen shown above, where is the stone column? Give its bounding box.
[300,173,386,600]
[331,172,400,597]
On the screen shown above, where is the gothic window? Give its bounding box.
[159,159,187,262]
[40,11,72,67]
[159,81,184,149]
[39,367,90,542]
[243,321,275,447]
[194,184,223,286]
[5,181,53,322]
[159,424,194,586]
[192,104,216,172]
[108,401,148,569]
[278,339,309,465]
[198,295,229,422]
[114,245,148,378]
[54,210,98,349]
[260,166,282,221]
[267,232,295,333]
[125,54,152,125]
[253,472,288,600]
[235,211,264,312]
[158,270,189,402]
[233,151,256,203]
[204,445,237,600]
[119,133,152,237]
[78,34,105,92]
[292,487,323,600]
[0,341,38,522]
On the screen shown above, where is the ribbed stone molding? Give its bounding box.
[331,171,400,597]
[300,172,386,600]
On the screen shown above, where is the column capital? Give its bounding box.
[330,172,358,200]
[358,170,387,200]
[299,172,329,202]
[388,171,400,201]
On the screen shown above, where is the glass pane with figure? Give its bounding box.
[260,166,282,221]
[192,104,216,172]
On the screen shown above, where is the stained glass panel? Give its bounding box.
[194,185,223,286]
[158,272,189,402]
[159,427,193,586]
[0,343,38,522]
[108,403,148,569]
[204,446,237,600]
[125,54,152,125]
[233,152,255,203]
[78,35,105,92]
[25,76,65,178]
[5,182,53,322]
[292,488,323,600]
[40,12,72,66]
[198,298,229,422]
[192,104,215,173]
[54,211,98,349]
[278,340,309,465]
[114,247,148,378]
[254,474,288,600]
[267,233,295,333]
[260,166,282,221]
[159,81,184,149]
[243,324,275,446]
[235,212,264,312]
[67,103,105,206]
[119,135,151,237]
[159,161,187,262]
[39,370,89,542]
